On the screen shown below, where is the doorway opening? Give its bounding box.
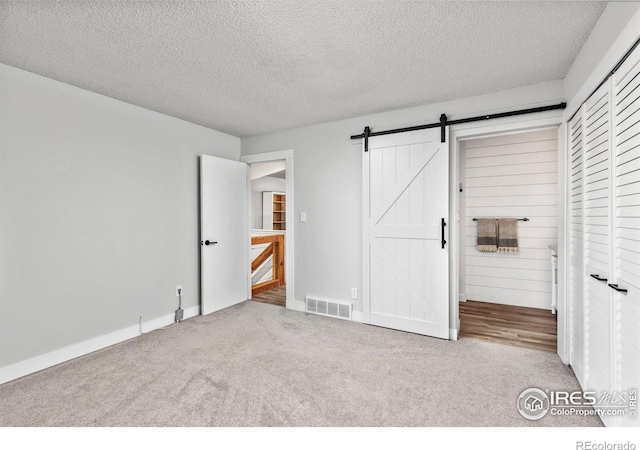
[456,128,559,352]
[240,150,294,311]
[249,160,287,307]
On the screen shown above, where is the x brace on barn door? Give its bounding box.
[351,102,567,151]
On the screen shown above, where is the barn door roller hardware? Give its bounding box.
[352,102,566,151]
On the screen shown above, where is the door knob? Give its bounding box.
[201,240,218,246]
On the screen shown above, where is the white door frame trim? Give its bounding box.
[241,150,300,311]
[449,112,568,360]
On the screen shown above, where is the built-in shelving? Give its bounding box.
[262,192,286,231]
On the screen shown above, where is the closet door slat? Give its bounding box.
[582,80,613,404]
[613,46,640,427]
[569,110,585,385]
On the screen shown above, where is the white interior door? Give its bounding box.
[363,127,449,338]
[200,155,249,315]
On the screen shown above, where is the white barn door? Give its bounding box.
[363,128,449,338]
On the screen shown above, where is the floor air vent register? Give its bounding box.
[305,296,352,321]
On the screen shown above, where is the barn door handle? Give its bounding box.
[608,283,628,294]
[590,274,607,282]
[201,240,218,246]
[441,218,447,249]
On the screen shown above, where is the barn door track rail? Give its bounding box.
[351,102,566,151]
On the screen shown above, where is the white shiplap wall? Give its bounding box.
[462,128,559,309]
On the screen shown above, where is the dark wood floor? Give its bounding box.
[459,300,557,353]
[252,285,286,307]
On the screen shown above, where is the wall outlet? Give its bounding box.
[175,285,183,297]
[300,212,307,222]
[351,287,358,299]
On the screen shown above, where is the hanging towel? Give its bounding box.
[476,218,497,252]
[498,218,519,253]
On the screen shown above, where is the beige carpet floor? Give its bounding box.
[0,301,601,427]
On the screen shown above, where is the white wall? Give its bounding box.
[0,64,240,373]
[564,2,640,119]
[460,128,558,310]
[242,80,565,324]
[251,176,286,229]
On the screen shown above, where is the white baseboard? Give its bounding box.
[287,300,306,313]
[0,306,200,385]
[351,310,364,322]
[0,325,139,386]
[459,293,467,302]
[141,305,199,333]
[449,318,460,340]
[449,327,459,340]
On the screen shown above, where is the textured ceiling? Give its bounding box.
[0,1,606,137]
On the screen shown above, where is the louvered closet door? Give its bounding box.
[583,80,613,399]
[612,47,640,427]
[569,111,585,385]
